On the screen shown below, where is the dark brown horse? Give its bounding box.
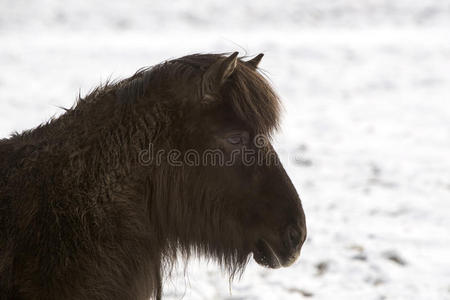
[0,52,306,299]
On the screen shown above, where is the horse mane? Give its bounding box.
[114,53,281,136]
[5,53,280,148]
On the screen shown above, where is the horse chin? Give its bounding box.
[252,238,301,269]
[252,239,282,269]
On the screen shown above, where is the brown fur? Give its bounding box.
[0,53,306,299]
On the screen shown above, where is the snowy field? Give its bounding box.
[1,1,450,299]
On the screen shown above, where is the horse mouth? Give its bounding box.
[252,239,282,269]
[252,237,302,269]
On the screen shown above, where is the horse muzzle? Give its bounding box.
[253,223,306,269]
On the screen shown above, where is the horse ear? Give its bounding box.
[246,53,264,69]
[202,52,239,101]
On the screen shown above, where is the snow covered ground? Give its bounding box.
[1,1,449,299]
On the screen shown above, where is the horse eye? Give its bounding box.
[226,131,250,145]
[227,135,242,145]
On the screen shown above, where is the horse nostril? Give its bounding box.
[285,225,303,250]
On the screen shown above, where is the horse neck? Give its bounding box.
[74,95,163,190]
[20,89,162,195]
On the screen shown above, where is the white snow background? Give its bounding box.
[1,0,449,299]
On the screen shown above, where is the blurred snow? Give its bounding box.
[1,0,450,31]
[1,0,449,299]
